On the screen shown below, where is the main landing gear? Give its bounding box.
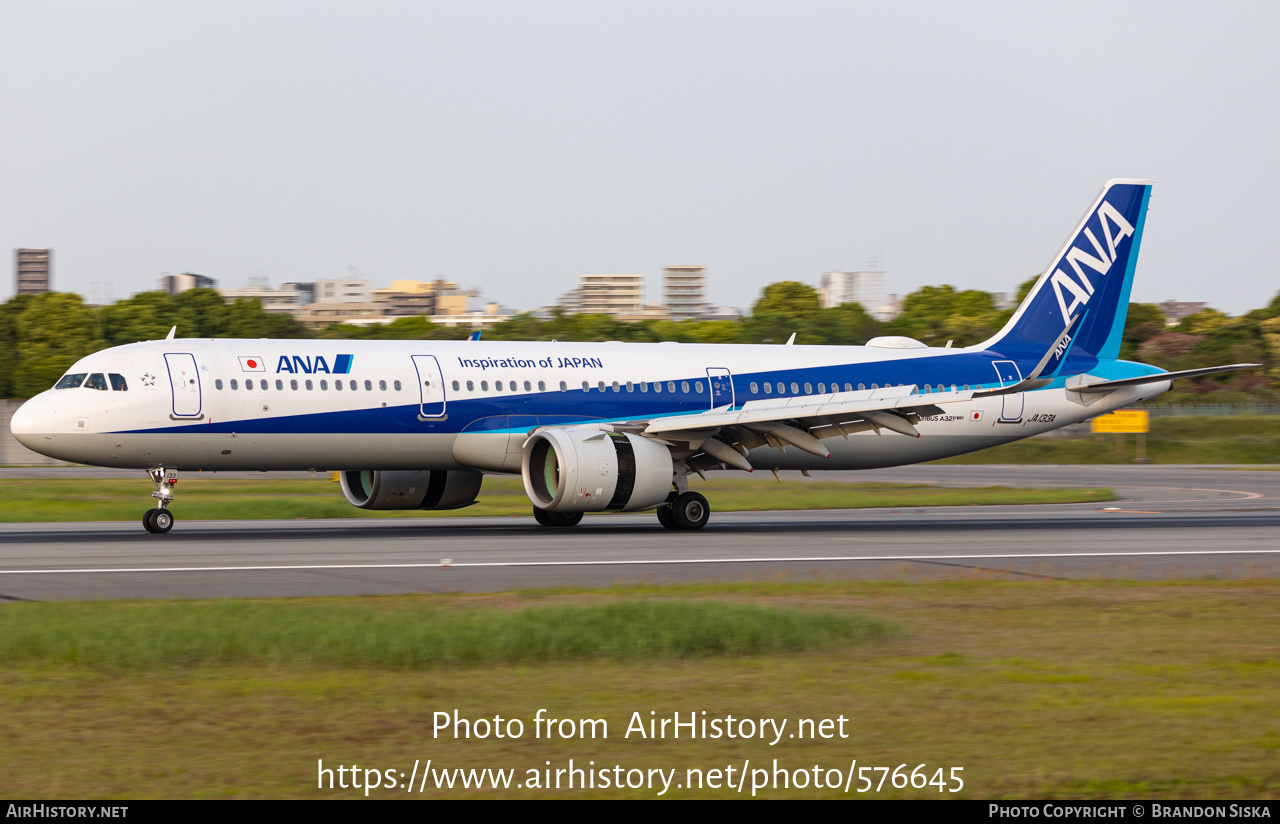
[656,491,710,531]
[532,507,583,528]
[142,467,178,534]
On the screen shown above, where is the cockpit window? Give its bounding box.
[55,373,87,389]
[84,373,108,391]
[109,373,128,391]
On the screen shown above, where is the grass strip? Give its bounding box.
[0,477,1114,521]
[2,582,1277,799]
[0,599,895,668]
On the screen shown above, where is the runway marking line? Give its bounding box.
[3,549,1280,576]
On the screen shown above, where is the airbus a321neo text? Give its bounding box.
[11,180,1255,533]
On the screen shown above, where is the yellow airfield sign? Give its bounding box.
[1091,409,1150,434]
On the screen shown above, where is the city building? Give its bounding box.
[279,282,315,306]
[371,279,477,317]
[158,273,217,294]
[217,283,305,314]
[314,278,372,303]
[819,270,888,313]
[293,301,389,330]
[1159,300,1210,326]
[15,248,51,295]
[560,274,645,316]
[663,265,708,320]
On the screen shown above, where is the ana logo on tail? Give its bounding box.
[1050,200,1135,319]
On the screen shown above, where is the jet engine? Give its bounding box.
[522,428,673,513]
[339,469,482,510]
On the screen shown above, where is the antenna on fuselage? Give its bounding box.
[165,326,176,340]
[785,333,796,345]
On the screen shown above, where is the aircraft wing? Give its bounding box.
[610,385,977,465]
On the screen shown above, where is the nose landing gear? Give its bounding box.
[143,467,178,533]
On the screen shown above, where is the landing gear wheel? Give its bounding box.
[656,503,677,529]
[142,508,159,533]
[671,491,710,530]
[152,509,174,533]
[148,508,174,534]
[533,507,583,527]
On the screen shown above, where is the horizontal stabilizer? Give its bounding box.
[1066,364,1260,393]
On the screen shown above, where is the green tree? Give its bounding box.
[889,285,1003,346]
[0,295,34,397]
[14,293,101,397]
[751,281,821,320]
[1120,303,1166,361]
[97,291,179,346]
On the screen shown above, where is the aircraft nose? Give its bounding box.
[10,395,55,449]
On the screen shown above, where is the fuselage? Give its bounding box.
[11,337,1166,473]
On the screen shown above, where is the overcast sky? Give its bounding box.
[2,1,1277,314]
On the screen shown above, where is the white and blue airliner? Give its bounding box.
[10,180,1255,533]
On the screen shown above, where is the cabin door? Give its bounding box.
[992,360,1024,421]
[412,355,447,418]
[164,353,202,418]
[706,367,734,409]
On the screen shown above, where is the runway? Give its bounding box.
[2,465,1278,600]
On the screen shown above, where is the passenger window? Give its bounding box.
[276,379,284,390]
[750,382,758,393]
[525,381,532,391]
[598,381,606,391]
[379,380,387,391]
[349,380,356,391]
[495,380,503,391]
[653,382,662,393]
[817,383,825,394]
[306,380,313,390]
[790,382,800,394]
[452,381,460,391]
[85,373,108,390]
[559,381,567,392]
[215,379,224,390]
[365,380,373,391]
[871,383,878,390]
[639,382,647,393]
[466,380,474,391]
[695,381,704,393]
[335,380,343,391]
[231,379,239,390]
[626,381,634,393]
[858,383,865,391]
[803,382,812,394]
[109,373,128,391]
[394,380,402,391]
[681,381,690,393]
[55,373,87,389]
[291,379,299,390]
[481,381,489,391]
[538,381,545,392]
[845,383,853,392]
[612,381,620,393]
[245,379,253,391]
[260,379,268,390]
[667,382,676,393]
[582,381,589,392]
[320,380,328,390]
[763,382,772,395]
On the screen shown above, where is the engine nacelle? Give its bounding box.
[339,470,482,510]
[522,428,673,513]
